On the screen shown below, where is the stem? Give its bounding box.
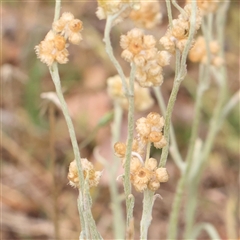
[124,63,136,229]
[165,0,173,28]
[159,0,197,168]
[184,64,208,175]
[153,87,184,172]
[49,63,85,189]
[54,0,61,22]
[81,184,103,240]
[166,1,198,238]
[218,90,240,128]
[109,102,125,239]
[145,142,151,163]
[183,140,203,238]
[140,189,155,240]
[49,63,86,230]
[49,104,60,240]
[104,8,129,96]
[159,80,181,168]
[171,0,186,16]
[190,223,221,239]
[175,2,229,238]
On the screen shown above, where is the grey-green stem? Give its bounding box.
[153,87,184,171]
[109,102,125,239]
[159,0,197,168]
[166,1,198,238]
[49,63,85,224]
[165,0,173,28]
[140,189,155,240]
[124,63,136,228]
[104,8,129,96]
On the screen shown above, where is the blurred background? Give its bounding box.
[1,1,239,239]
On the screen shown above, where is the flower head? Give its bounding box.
[35,30,69,66]
[188,36,223,66]
[107,75,154,111]
[130,0,162,29]
[35,12,83,66]
[68,159,102,188]
[160,4,202,53]
[52,12,83,45]
[136,112,166,146]
[120,28,157,65]
[187,0,218,15]
[96,0,140,23]
[120,28,171,87]
[131,166,151,192]
[114,113,168,192]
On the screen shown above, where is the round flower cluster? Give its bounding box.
[96,0,140,23]
[35,12,83,66]
[114,112,168,192]
[129,0,162,29]
[160,4,202,53]
[187,0,218,15]
[68,159,102,188]
[52,12,83,45]
[107,75,154,111]
[188,36,223,67]
[130,157,169,192]
[120,28,171,87]
[136,112,167,148]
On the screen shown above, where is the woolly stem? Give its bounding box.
[54,0,61,22]
[124,63,136,229]
[190,223,221,239]
[183,64,210,238]
[49,63,85,228]
[104,8,129,96]
[165,0,173,28]
[166,1,198,238]
[171,0,186,16]
[49,103,60,240]
[153,87,184,172]
[159,0,197,168]
[140,189,155,240]
[109,102,125,239]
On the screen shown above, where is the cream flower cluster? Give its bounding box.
[68,159,102,188]
[129,0,162,29]
[120,28,171,87]
[135,112,167,149]
[187,0,218,15]
[130,157,169,192]
[96,0,140,23]
[160,4,202,53]
[114,112,168,192]
[188,36,223,67]
[52,12,83,45]
[35,12,83,66]
[107,75,154,111]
